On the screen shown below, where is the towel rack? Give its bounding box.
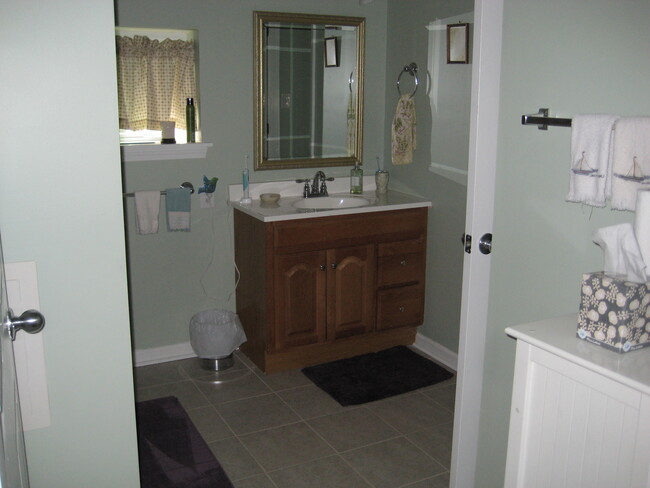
[521,108,572,130]
[397,62,419,98]
[123,181,194,198]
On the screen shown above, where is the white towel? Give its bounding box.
[134,191,161,235]
[565,114,618,207]
[610,117,650,211]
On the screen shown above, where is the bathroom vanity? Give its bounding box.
[230,179,431,373]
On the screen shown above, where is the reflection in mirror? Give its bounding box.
[254,12,365,170]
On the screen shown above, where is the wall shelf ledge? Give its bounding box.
[120,142,213,162]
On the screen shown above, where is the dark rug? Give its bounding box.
[135,396,233,488]
[302,346,454,406]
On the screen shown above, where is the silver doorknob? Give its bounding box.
[6,308,45,341]
[478,233,493,255]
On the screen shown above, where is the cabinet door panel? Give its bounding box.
[274,251,327,350]
[327,245,376,340]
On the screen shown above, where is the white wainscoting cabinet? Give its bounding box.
[504,314,650,488]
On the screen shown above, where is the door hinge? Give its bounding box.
[461,233,472,254]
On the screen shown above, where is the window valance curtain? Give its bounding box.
[116,35,196,131]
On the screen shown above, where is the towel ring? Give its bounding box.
[397,62,419,98]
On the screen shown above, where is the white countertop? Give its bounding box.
[228,176,432,222]
[506,314,650,396]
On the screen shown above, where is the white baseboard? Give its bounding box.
[413,333,458,372]
[135,335,458,372]
[134,342,196,367]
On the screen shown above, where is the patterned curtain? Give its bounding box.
[116,35,196,131]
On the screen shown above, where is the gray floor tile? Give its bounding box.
[239,422,335,472]
[185,404,235,443]
[341,437,446,488]
[216,393,301,435]
[403,471,450,487]
[406,421,454,468]
[277,384,348,419]
[135,379,209,410]
[133,360,189,387]
[254,368,312,392]
[421,383,456,412]
[307,407,399,452]
[194,369,272,404]
[208,437,264,482]
[368,393,453,434]
[232,473,278,488]
[268,455,372,488]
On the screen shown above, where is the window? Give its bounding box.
[115,27,200,145]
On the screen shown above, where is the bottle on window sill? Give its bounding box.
[186,97,196,143]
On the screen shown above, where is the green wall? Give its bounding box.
[116,0,390,352]
[0,0,140,486]
[385,0,474,353]
[475,0,650,485]
[117,0,475,358]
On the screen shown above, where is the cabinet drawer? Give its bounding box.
[377,238,425,287]
[377,284,424,330]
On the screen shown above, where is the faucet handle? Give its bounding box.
[295,179,311,197]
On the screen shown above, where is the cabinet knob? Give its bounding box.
[400,259,407,266]
[331,263,338,269]
[320,265,326,271]
[399,306,405,313]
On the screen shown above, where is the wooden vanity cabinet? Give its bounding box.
[234,207,428,373]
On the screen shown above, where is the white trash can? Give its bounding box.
[189,309,247,371]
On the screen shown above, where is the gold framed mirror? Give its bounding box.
[254,11,365,170]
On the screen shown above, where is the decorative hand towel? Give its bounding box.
[611,117,650,211]
[165,187,191,232]
[347,92,356,156]
[134,191,161,235]
[391,94,416,165]
[565,114,618,207]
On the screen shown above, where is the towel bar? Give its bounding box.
[521,108,572,130]
[123,181,194,197]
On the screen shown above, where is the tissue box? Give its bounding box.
[577,272,650,353]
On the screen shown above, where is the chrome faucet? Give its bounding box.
[295,171,334,198]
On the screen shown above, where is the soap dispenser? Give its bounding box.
[350,162,363,194]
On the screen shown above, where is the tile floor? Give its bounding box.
[134,348,456,488]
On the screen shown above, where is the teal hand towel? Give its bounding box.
[166,187,191,231]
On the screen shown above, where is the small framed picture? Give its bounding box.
[447,23,469,64]
[324,37,340,68]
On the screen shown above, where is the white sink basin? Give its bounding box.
[292,195,370,210]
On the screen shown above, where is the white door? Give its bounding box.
[450,0,504,487]
[0,231,45,488]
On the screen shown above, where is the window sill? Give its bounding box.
[121,143,213,162]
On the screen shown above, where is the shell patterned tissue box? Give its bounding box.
[577,272,650,353]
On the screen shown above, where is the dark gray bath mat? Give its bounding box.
[301,346,454,406]
[136,396,233,488]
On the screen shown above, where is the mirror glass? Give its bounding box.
[254,11,365,170]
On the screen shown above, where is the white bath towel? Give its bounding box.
[134,191,161,235]
[610,117,650,211]
[565,114,618,207]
